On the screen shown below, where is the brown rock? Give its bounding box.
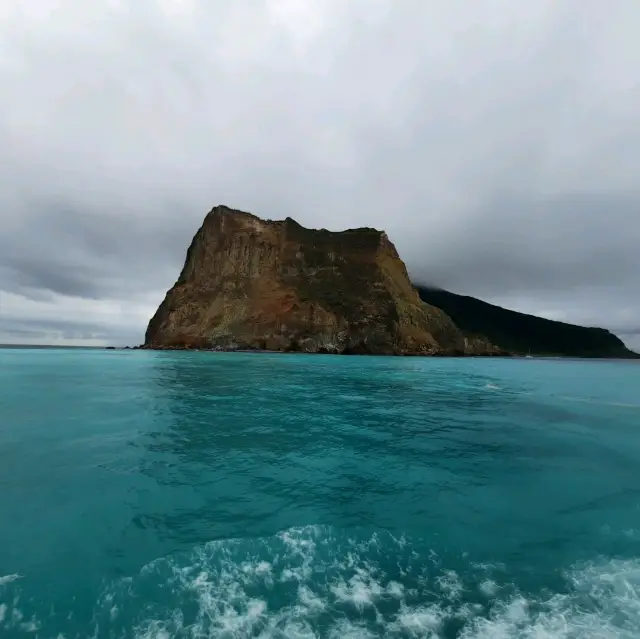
[144,205,503,355]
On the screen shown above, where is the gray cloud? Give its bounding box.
[0,0,639,349]
[0,317,116,342]
[409,192,640,294]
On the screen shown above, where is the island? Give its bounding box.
[144,206,504,355]
[143,205,637,358]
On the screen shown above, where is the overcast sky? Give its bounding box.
[1,1,639,349]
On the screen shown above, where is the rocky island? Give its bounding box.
[144,205,638,358]
[144,205,504,355]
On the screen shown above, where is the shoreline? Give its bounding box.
[104,346,640,360]
[132,344,510,357]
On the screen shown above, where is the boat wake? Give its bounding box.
[2,525,639,638]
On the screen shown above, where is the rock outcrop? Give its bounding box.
[144,206,504,355]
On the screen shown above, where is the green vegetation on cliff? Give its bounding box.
[415,286,638,358]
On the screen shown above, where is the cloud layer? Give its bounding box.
[1,1,639,348]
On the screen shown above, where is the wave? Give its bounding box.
[0,574,21,587]
[558,396,640,409]
[1,526,639,637]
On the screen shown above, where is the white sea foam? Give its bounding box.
[127,527,640,638]
[435,569,464,600]
[117,526,640,637]
[298,584,326,611]
[460,559,640,639]
[478,579,499,597]
[0,574,21,586]
[387,580,405,598]
[2,527,638,638]
[392,603,445,635]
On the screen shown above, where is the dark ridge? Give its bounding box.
[415,286,639,359]
[282,218,383,253]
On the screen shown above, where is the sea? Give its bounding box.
[0,347,639,638]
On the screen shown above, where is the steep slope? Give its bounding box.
[145,206,503,355]
[415,286,638,358]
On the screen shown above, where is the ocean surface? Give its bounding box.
[1,349,639,638]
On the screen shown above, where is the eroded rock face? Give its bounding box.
[144,206,504,355]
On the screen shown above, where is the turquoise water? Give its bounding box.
[1,349,639,638]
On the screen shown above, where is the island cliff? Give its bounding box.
[144,206,503,355]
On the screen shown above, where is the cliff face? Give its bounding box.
[416,286,639,359]
[145,206,502,355]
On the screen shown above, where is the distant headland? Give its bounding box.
[140,205,638,359]
[415,287,638,359]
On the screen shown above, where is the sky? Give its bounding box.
[1,1,639,349]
